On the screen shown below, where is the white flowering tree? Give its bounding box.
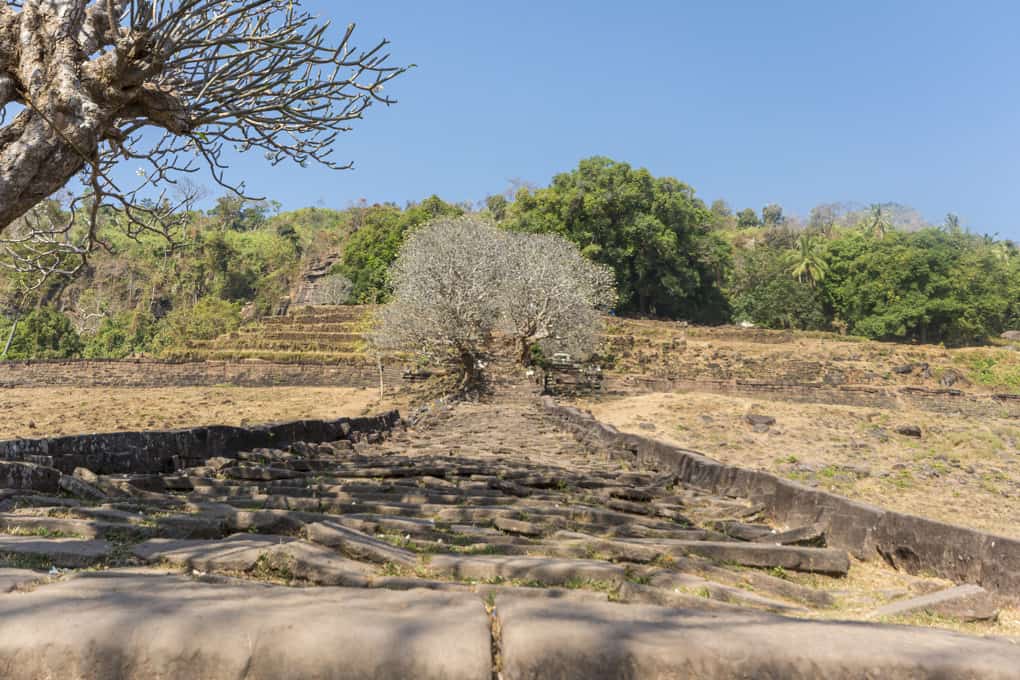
[374,215,617,387]
[374,216,503,388]
[499,230,616,364]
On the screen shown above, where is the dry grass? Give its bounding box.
[577,391,1020,539]
[0,386,406,439]
[789,559,1020,638]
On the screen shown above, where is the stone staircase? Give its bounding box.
[166,305,377,364]
[0,387,1014,677]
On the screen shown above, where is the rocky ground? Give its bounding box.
[2,378,1020,677]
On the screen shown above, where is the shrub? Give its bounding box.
[0,308,83,359]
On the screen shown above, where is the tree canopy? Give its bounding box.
[506,157,729,321]
[374,215,617,386]
[1,155,1019,360]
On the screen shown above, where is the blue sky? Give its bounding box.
[215,1,1020,239]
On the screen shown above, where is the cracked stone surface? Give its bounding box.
[0,379,1017,677]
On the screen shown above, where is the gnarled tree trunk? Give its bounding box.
[0,1,406,242]
[0,2,176,229]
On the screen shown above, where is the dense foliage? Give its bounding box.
[0,307,84,359]
[505,157,729,322]
[332,196,463,303]
[1,156,1018,359]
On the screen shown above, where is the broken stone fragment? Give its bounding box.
[869,584,999,623]
[753,524,826,547]
[744,414,776,433]
[58,475,107,501]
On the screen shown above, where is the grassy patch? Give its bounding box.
[251,552,296,583]
[953,351,1020,392]
[0,552,53,570]
[2,526,81,539]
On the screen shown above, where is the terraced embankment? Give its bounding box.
[1,381,1018,677]
[167,304,376,364]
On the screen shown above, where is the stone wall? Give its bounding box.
[0,411,401,475]
[0,358,406,389]
[543,396,1020,601]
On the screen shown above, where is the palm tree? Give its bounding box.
[944,213,961,232]
[788,233,829,287]
[868,204,889,240]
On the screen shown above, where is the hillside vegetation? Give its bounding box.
[1,156,1018,360]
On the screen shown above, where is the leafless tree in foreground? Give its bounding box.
[0,1,409,280]
[310,273,353,306]
[374,216,617,388]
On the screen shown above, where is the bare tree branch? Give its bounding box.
[0,0,410,280]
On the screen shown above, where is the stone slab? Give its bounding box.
[496,594,1020,679]
[0,537,111,568]
[306,520,419,567]
[0,462,60,493]
[869,584,1000,623]
[0,514,149,540]
[625,539,850,575]
[0,571,491,680]
[753,523,826,546]
[429,554,626,585]
[273,540,374,586]
[132,534,293,572]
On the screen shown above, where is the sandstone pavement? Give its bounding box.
[1,378,1018,677]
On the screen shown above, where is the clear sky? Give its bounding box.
[219,1,1020,239]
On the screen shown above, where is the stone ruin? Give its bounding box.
[1,379,1019,678]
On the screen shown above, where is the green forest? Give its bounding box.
[2,156,1019,360]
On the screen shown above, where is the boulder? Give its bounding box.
[1001,330,1020,341]
[939,368,968,388]
[745,414,776,433]
[894,424,922,438]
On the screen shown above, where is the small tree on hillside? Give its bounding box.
[373,216,505,388]
[499,232,616,364]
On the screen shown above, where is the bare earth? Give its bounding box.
[0,386,401,439]
[577,390,1020,540]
